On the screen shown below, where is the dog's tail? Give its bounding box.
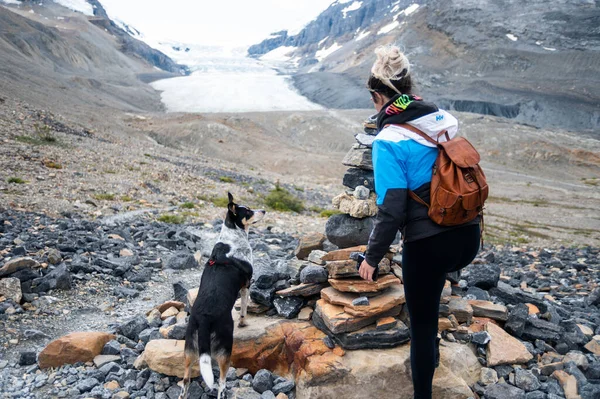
[184,315,214,390]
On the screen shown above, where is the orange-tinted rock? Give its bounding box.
[321,246,367,262]
[320,285,405,317]
[326,258,391,279]
[468,317,498,333]
[38,332,115,369]
[328,274,401,294]
[142,339,199,378]
[485,322,533,366]
[376,317,397,330]
[295,233,326,260]
[552,370,580,399]
[161,306,180,320]
[156,301,185,314]
[526,303,540,315]
[314,299,402,334]
[439,318,455,332]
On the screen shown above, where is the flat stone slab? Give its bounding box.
[321,284,405,318]
[326,258,391,279]
[312,311,410,350]
[276,283,328,297]
[322,246,368,262]
[342,146,373,170]
[314,299,402,334]
[328,274,400,294]
[468,300,508,321]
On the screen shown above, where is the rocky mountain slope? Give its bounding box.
[0,1,186,118]
[250,0,600,133]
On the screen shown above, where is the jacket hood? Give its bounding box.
[376,94,458,148]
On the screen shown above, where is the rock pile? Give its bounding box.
[325,118,378,248]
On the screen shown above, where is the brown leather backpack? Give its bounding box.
[400,124,489,226]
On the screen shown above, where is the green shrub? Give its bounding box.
[7,177,25,184]
[294,186,304,192]
[197,194,229,208]
[44,161,63,169]
[264,184,304,213]
[94,193,115,201]
[157,214,185,224]
[34,123,56,143]
[180,202,195,209]
[319,209,342,218]
[219,176,235,183]
[121,195,134,202]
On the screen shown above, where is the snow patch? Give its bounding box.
[318,36,329,47]
[391,4,400,13]
[315,42,342,61]
[355,30,371,41]
[260,46,296,62]
[335,0,354,4]
[403,4,419,16]
[342,1,362,18]
[543,47,556,51]
[378,21,400,35]
[52,0,94,16]
[506,33,518,41]
[0,0,22,5]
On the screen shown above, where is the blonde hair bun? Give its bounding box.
[371,45,410,94]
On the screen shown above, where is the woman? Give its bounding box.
[358,46,481,399]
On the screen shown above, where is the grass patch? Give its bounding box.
[121,195,134,202]
[43,161,63,169]
[319,209,342,218]
[7,177,25,184]
[104,170,117,174]
[488,196,549,207]
[198,194,230,208]
[157,213,185,224]
[180,202,196,209]
[582,178,598,186]
[181,211,200,218]
[144,153,152,158]
[264,183,304,213]
[294,186,304,192]
[94,193,115,201]
[219,176,235,183]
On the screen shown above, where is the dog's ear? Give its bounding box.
[228,192,234,204]
[227,193,236,215]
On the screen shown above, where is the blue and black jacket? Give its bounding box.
[365,94,479,267]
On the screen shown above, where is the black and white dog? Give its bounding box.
[179,193,265,399]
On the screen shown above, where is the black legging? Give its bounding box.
[402,224,481,399]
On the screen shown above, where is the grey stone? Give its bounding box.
[18,351,37,366]
[325,214,375,248]
[31,264,72,293]
[525,392,546,399]
[272,380,295,395]
[515,368,542,392]
[299,265,328,284]
[273,296,304,319]
[343,168,375,191]
[484,383,526,399]
[353,185,370,200]
[465,263,501,289]
[165,252,198,270]
[102,340,121,355]
[471,331,491,346]
[250,285,276,307]
[167,323,187,340]
[47,249,62,265]
[252,369,273,394]
[351,297,369,307]
[119,315,149,341]
[261,392,276,399]
[76,378,100,393]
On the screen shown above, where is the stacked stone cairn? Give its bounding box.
[324,116,378,249]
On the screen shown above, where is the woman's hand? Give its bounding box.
[358,260,376,282]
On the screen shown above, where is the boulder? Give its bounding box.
[38,332,115,369]
[0,277,22,303]
[314,299,402,334]
[119,315,149,341]
[468,300,508,321]
[320,285,405,317]
[448,297,473,324]
[0,257,40,277]
[328,275,401,294]
[273,297,304,319]
[332,192,378,219]
[485,322,533,366]
[276,283,328,297]
[326,258,391,279]
[296,342,477,399]
[141,339,199,378]
[342,168,374,191]
[325,214,375,249]
[294,233,326,260]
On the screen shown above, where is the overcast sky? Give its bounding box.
[99,0,335,47]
